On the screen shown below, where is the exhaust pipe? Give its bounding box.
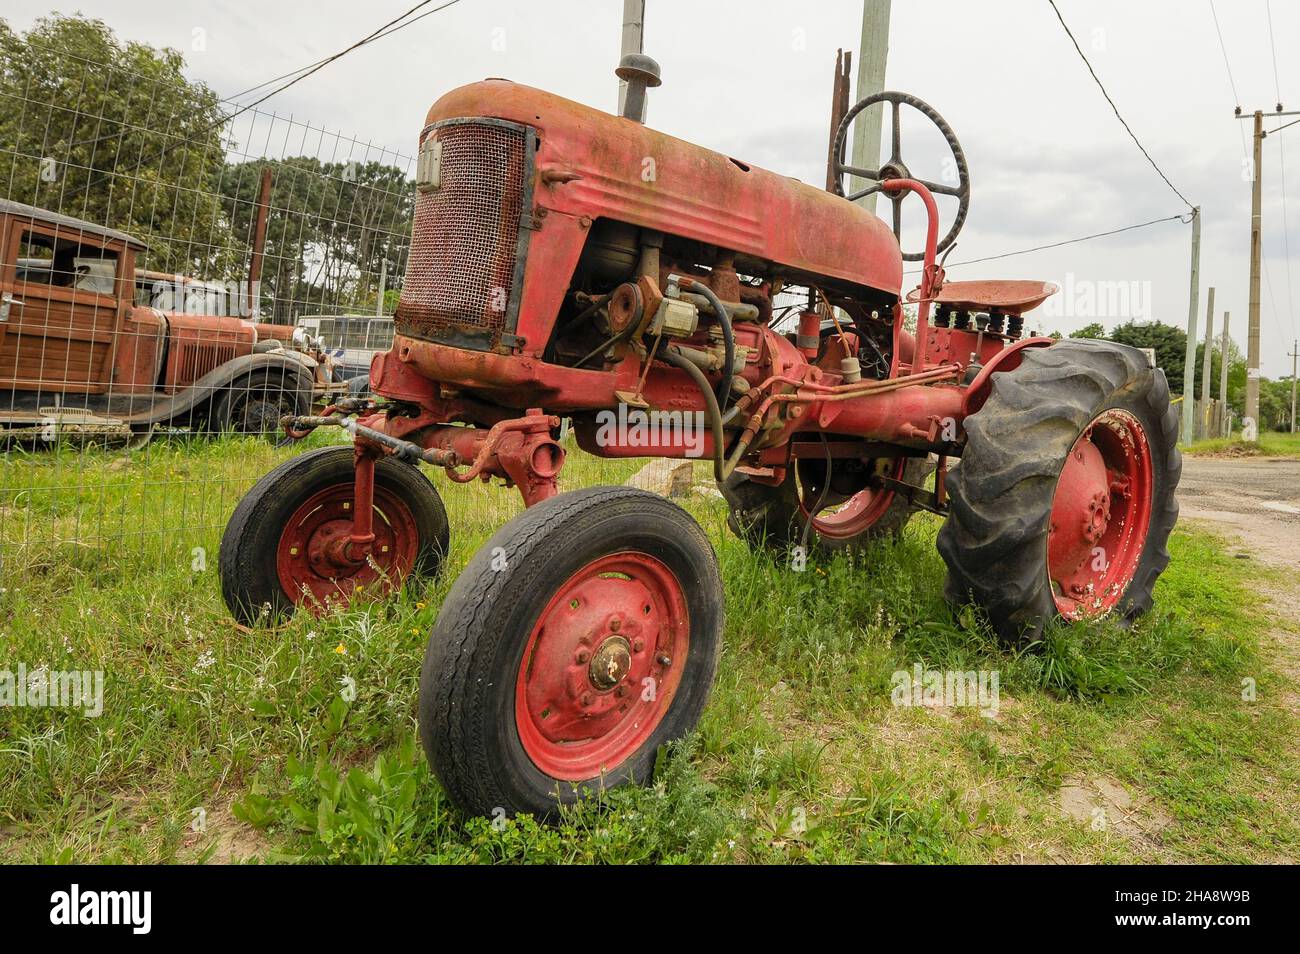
[616,53,661,123]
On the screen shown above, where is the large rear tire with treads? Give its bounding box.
[937,339,1180,646]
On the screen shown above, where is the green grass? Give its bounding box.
[1,434,1296,863]
[1185,430,1300,458]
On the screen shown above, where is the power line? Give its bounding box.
[79,0,458,197]
[227,0,445,117]
[1208,0,1241,112]
[1265,0,1284,110]
[1209,1,1249,156]
[1047,0,1194,210]
[904,213,1186,274]
[227,0,465,103]
[1264,0,1297,344]
[1206,1,1287,347]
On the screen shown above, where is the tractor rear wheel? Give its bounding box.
[419,486,723,819]
[724,455,930,555]
[937,340,1180,645]
[220,446,449,624]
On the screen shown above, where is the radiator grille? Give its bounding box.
[395,121,528,347]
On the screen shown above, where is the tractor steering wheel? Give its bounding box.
[832,91,970,262]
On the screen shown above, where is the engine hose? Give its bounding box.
[681,279,735,412]
[660,348,746,483]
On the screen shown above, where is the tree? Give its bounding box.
[1070,322,1106,340]
[1109,321,1188,394]
[0,15,241,277]
[219,157,412,323]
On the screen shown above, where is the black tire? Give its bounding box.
[211,367,311,438]
[937,339,1180,646]
[220,446,450,625]
[724,455,931,554]
[419,486,724,819]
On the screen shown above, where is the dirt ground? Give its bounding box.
[1177,455,1300,711]
[1178,456,1300,566]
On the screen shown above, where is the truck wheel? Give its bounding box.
[937,340,1180,646]
[212,368,311,437]
[220,446,449,624]
[724,456,930,555]
[419,486,723,819]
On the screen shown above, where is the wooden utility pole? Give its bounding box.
[850,0,891,213]
[1245,110,1264,440]
[1198,286,1215,440]
[1290,340,1298,434]
[827,49,853,191]
[1180,207,1201,446]
[617,0,645,116]
[248,165,273,319]
[1238,105,1300,438]
[1219,312,1231,438]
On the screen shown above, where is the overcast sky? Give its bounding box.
[4,0,1298,377]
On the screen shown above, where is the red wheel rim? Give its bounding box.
[275,483,420,612]
[799,458,906,540]
[1048,408,1153,619]
[514,552,689,781]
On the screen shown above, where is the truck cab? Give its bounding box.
[0,200,329,439]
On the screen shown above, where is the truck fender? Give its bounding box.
[125,352,316,424]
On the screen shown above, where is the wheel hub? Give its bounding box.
[1047,409,1153,619]
[276,484,416,611]
[589,635,632,691]
[239,395,282,434]
[515,552,689,780]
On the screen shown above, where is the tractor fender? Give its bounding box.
[125,351,316,424]
[962,337,1055,417]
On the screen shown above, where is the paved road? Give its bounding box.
[1177,456,1300,569]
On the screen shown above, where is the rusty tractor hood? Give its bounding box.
[422,79,904,296]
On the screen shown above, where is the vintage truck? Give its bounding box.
[0,200,333,440]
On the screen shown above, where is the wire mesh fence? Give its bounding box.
[0,31,416,577]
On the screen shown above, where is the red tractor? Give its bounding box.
[221,57,1179,819]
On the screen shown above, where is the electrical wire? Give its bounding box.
[1264,0,1297,343]
[903,213,1185,275]
[1206,0,1286,346]
[1209,0,1241,113]
[1047,0,1194,210]
[227,0,464,104]
[78,0,460,197]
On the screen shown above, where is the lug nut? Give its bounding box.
[657,654,672,666]
[609,617,621,632]
[576,649,590,664]
[632,638,645,652]
[581,692,593,707]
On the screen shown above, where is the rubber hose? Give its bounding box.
[684,280,735,413]
[660,348,745,483]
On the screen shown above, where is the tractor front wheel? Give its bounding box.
[419,486,723,818]
[220,446,450,624]
[937,340,1180,645]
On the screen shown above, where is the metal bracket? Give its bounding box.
[875,475,946,516]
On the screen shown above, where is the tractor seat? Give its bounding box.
[906,279,1059,315]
